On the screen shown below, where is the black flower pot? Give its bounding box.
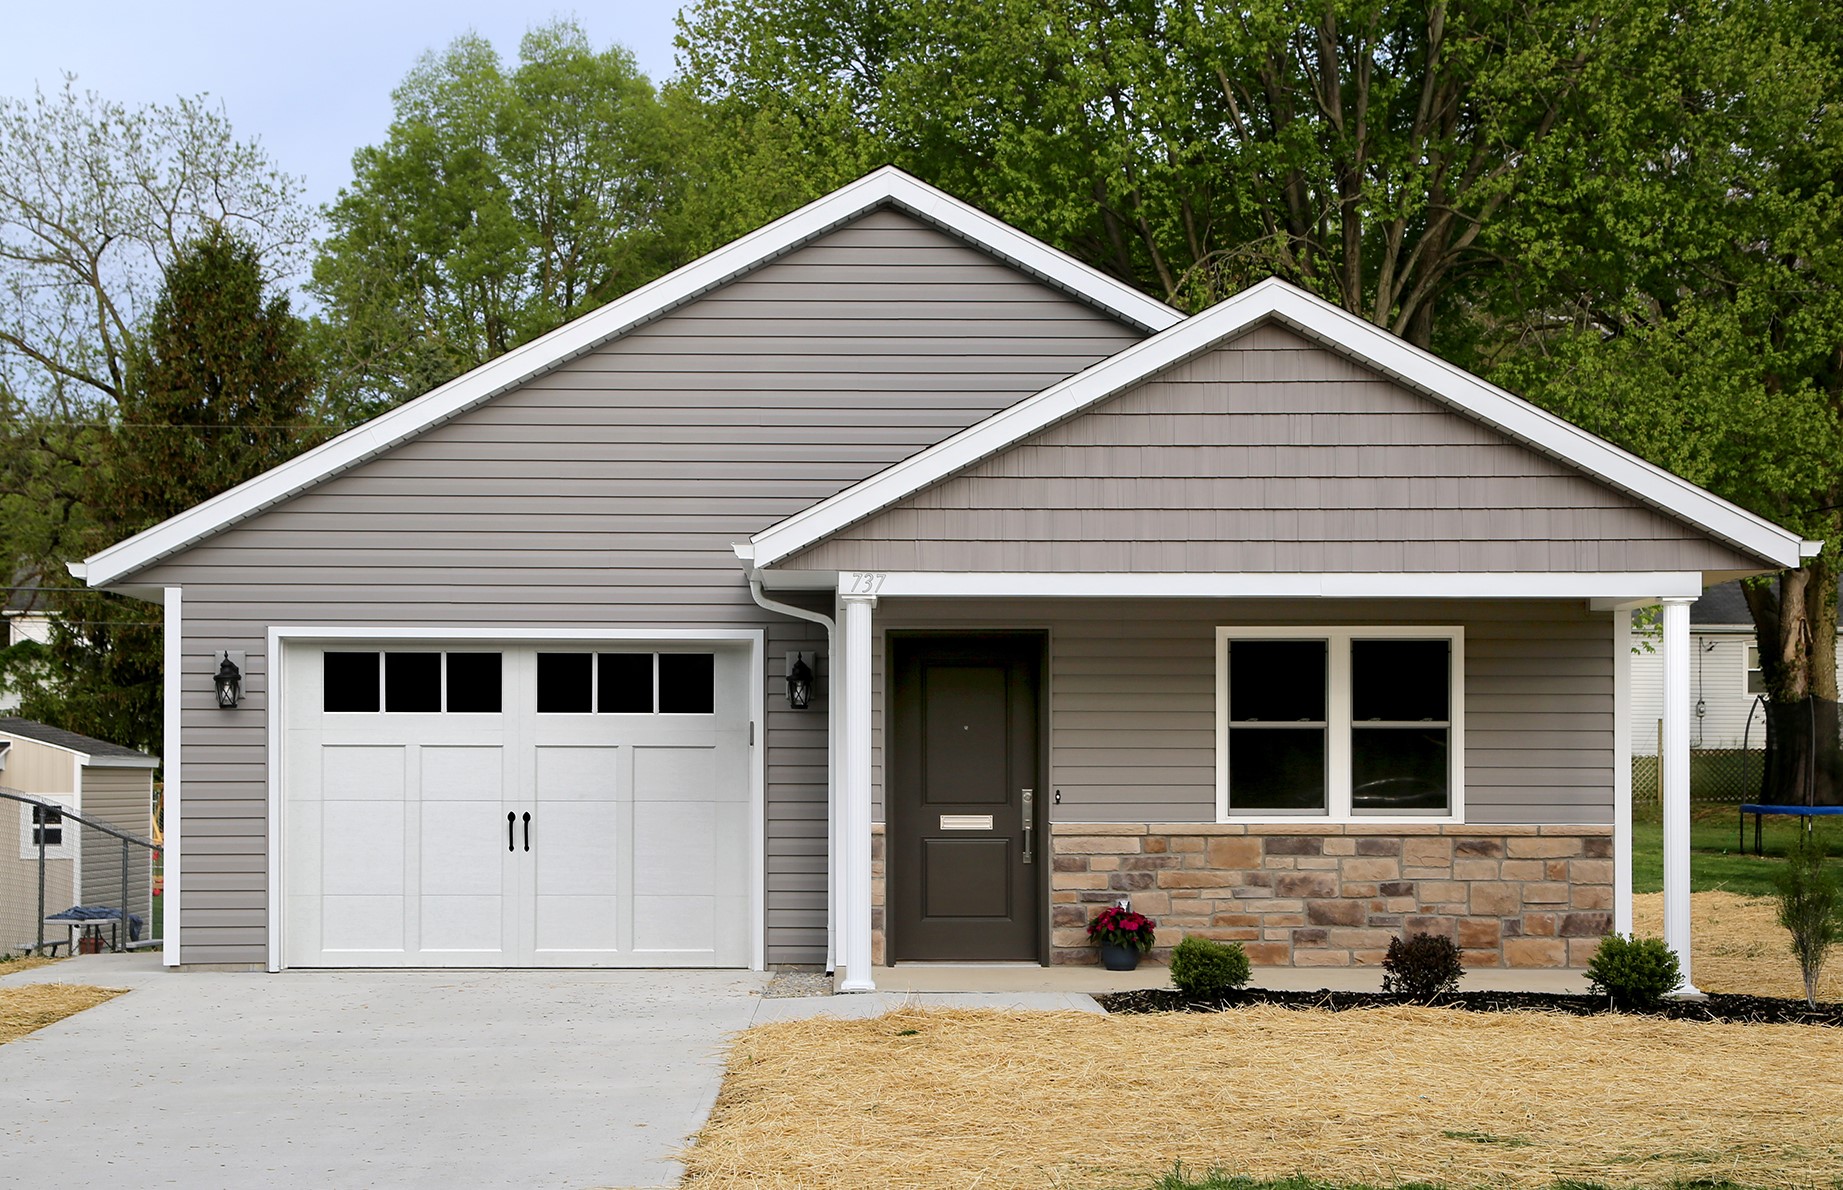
[1099,942,1141,971]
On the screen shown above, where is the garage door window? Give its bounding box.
[537,651,715,715]
[324,651,503,713]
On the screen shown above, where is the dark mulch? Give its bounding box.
[1095,986,1843,1026]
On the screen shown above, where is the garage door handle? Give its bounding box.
[522,811,531,852]
[507,812,516,852]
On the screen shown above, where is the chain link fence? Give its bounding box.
[0,788,160,956]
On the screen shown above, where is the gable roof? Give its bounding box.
[747,278,1817,572]
[0,718,159,767]
[77,168,1182,589]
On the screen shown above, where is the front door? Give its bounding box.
[888,634,1043,961]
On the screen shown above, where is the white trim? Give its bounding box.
[81,168,1179,590]
[1613,608,1634,936]
[836,594,877,991]
[1659,597,1700,993]
[163,586,182,967]
[752,278,1805,571]
[264,625,768,974]
[1214,626,1466,824]
[827,571,1705,601]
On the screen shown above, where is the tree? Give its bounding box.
[0,78,309,413]
[313,21,681,418]
[676,0,1628,344]
[0,77,311,670]
[1483,0,1843,803]
[14,229,320,754]
[1774,833,1843,1008]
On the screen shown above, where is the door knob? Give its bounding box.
[1021,788,1034,864]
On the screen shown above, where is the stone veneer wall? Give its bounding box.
[1051,824,1613,969]
[869,822,1612,970]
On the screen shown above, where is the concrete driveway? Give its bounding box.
[0,954,769,1189]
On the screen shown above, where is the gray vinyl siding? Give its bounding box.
[869,598,1613,826]
[787,321,1768,574]
[78,766,155,915]
[128,207,1144,966]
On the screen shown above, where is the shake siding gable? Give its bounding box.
[131,208,1145,966]
[783,321,1765,574]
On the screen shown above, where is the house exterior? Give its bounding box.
[76,169,1811,989]
[1630,580,1841,757]
[0,718,159,950]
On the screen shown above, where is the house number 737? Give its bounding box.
[845,572,887,595]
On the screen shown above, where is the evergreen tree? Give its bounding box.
[16,229,319,754]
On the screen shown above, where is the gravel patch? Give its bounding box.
[762,971,833,999]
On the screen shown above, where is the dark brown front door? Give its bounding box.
[889,634,1043,962]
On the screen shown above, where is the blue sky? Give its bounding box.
[2,3,685,219]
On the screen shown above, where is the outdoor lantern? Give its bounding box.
[214,652,242,709]
[786,653,814,710]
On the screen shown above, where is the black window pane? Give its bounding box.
[1352,728,1449,811]
[445,653,503,713]
[537,653,593,713]
[658,652,715,714]
[1228,728,1326,811]
[1352,640,1448,721]
[385,652,442,712]
[323,652,380,713]
[1229,641,1326,722]
[598,653,654,713]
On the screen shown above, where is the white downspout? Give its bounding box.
[743,564,838,973]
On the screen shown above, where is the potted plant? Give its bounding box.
[1087,904,1157,971]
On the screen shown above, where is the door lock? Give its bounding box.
[1021,788,1034,864]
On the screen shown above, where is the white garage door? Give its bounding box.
[282,642,753,968]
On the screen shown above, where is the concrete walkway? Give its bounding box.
[0,954,774,1189]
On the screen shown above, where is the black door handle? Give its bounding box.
[507,811,515,852]
[523,811,531,852]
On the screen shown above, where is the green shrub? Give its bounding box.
[1585,933,1681,1009]
[1380,932,1463,999]
[1169,936,1252,997]
[1774,833,1843,1009]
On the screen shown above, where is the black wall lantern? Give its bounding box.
[785,652,815,710]
[214,651,244,709]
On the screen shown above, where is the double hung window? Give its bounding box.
[1216,627,1463,820]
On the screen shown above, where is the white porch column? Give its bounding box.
[1613,607,1634,936]
[1660,595,1700,993]
[837,593,877,992]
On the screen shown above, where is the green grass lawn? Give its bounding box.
[1630,801,1843,896]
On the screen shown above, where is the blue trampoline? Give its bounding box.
[1738,803,1843,855]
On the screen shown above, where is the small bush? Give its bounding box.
[1775,833,1843,1009]
[1380,932,1463,999]
[1585,933,1681,1010]
[1169,936,1252,997]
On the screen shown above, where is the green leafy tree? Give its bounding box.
[313,21,680,418]
[16,229,320,754]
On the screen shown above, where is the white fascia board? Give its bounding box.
[751,277,1805,571]
[81,167,1179,589]
[848,571,1706,600]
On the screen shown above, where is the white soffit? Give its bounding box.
[749,278,1809,571]
[81,167,1182,588]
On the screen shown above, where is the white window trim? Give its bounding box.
[19,795,76,860]
[1743,641,1766,696]
[1215,625,1465,824]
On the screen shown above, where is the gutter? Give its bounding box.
[736,543,839,975]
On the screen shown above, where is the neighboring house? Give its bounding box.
[0,607,53,714]
[1631,580,1843,755]
[73,168,1810,989]
[0,718,159,950]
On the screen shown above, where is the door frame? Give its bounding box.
[884,629,1050,965]
[265,625,765,973]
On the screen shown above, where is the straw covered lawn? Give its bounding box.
[0,954,65,977]
[1633,890,1842,1001]
[0,985,124,1044]
[685,1004,1842,1189]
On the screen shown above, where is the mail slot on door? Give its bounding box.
[939,814,994,830]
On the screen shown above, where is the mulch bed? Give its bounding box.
[1097,986,1843,1025]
